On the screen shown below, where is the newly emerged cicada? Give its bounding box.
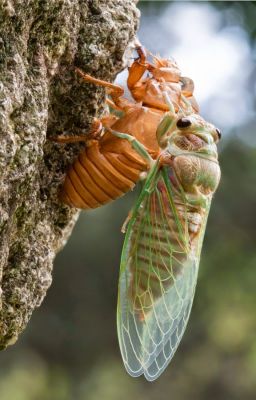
[52,45,221,381]
[117,103,221,381]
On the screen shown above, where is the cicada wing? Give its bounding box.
[117,166,212,381]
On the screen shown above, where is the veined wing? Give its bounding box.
[117,164,212,381]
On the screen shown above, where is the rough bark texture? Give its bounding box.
[0,0,139,349]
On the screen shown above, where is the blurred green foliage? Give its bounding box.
[0,1,256,399]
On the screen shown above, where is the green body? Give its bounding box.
[110,96,221,381]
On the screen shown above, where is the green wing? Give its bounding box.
[117,164,211,381]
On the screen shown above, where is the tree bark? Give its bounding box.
[0,0,139,348]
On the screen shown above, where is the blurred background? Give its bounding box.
[1,1,256,399]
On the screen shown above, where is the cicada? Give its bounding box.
[116,98,221,380]
[52,46,221,381]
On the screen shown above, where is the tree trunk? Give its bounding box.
[0,0,139,349]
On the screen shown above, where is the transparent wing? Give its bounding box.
[117,165,212,381]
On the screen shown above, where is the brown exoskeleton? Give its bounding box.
[52,45,199,208]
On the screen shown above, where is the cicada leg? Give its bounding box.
[76,68,124,96]
[121,210,133,233]
[127,45,149,91]
[155,92,177,147]
[105,98,123,112]
[180,94,194,114]
[107,128,154,166]
[49,118,103,144]
[75,68,134,112]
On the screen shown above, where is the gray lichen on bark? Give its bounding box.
[0,0,139,349]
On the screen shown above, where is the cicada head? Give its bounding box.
[156,95,221,158]
[166,113,221,162]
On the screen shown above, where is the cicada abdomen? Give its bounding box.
[61,132,148,209]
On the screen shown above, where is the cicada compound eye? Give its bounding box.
[176,118,192,128]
